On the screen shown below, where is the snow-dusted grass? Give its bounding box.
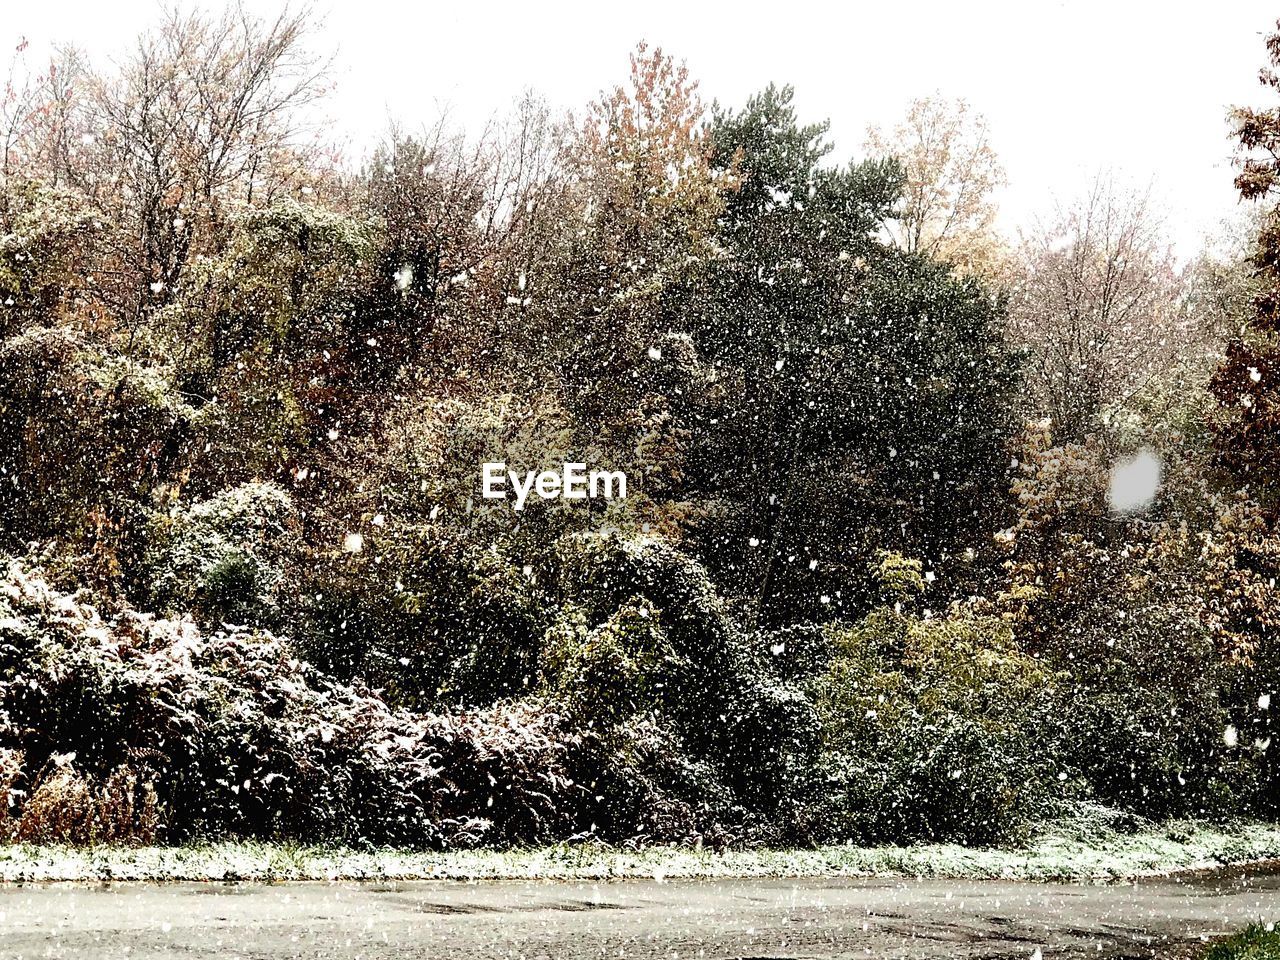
[0,818,1276,883]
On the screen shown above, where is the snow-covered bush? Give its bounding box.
[549,532,820,835]
[0,327,199,592]
[0,558,593,847]
[0,180,99,333]
[145,482,298,628]
[554,531,770,726]
[580,718,744,845]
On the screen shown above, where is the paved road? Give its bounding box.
[0,867,1277,959]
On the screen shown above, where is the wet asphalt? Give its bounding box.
[0,866,1277,958]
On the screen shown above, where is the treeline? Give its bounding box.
[0,7,1276,848]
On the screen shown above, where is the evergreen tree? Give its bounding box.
[682,86,1020,624]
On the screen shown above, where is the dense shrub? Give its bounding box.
[7,757,160,846]
[145,482,298,629]
[0,558,596,846]
[541,599,681,726]
[1047,602,1246,818]
[546,532,820,835]
[812,605,1058,845]
[576,719,746,845]
[295,536,548,709]
[553,532,775,738]
[4,528,1263,850]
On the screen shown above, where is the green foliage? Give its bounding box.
[813,605,1057,844]
[1048,601,1244,818]
[553,533,767,749]
[871,550,925,604]
[1204,925,1280,960]
[145,482,298,628]
[0,180,100,335]
[550,532,819,833]
[0,329,200,590]
[540,600,679,726]
[296,536,547,708]
[159,200,376,485]
[679,85,1019,624]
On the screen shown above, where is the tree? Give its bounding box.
[0,43,92,189]
[76,5,328,325]
[553,42,727,413]
[360,98,564,380]
[865,94,1007,277]
[0,7,330,587]
[1214,20,1280,503]
[507,43,730,515]
[683,85,1020,625]
[1010,178,1197,443]
[1203,22,1280,746]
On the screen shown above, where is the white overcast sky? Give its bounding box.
[3,1,1276,253]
